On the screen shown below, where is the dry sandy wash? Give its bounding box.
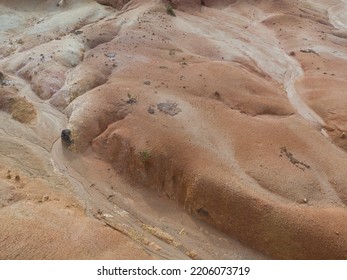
[1,0,347,259]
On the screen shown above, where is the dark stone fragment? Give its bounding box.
[61,129,73,147]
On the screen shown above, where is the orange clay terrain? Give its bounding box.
[1,0,347,259]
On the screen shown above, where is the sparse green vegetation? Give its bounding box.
[166,5,176,17]
[139,150,151,163]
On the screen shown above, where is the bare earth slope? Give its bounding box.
[1,0,347,259]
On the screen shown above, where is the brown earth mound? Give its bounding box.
[1,0,347,259]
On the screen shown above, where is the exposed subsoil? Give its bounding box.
[1,0,347,259]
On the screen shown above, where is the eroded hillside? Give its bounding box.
[1,0,347,259]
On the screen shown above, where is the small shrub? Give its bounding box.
[139,150,151,163]
[126,93,137,104]
[166,5,176,17]
[214,91,221,98]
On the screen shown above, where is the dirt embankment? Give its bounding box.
[1,0,347,259]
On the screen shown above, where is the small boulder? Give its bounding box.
[61,129,73,147]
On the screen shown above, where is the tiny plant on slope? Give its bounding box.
[166,5,176,17]
[125,93,137,104]
[139,150,151,163]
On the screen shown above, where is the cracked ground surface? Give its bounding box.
[1,0,347,259]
